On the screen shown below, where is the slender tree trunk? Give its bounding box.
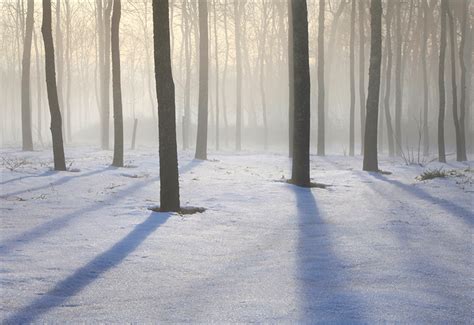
[42,0,66,171]
[438,0,447,163]
[182,0,191,150]
[288,0,294,157]
[317,0,325,156]
[291,0,311,186]
[153,0,180,212]
[195,0,209,160]
[33,30,43,145]
[384,1,395,156]
[362,0,382,172]
[358,0,366,155]
[394,0,402,154]
[349,0,356,156]
[21,0,34,151]
[458,0,468,161]
[111,0,123,167]
[222,0,229,146]
[422,0,429,156]
[65,0,72,142]
[213,0,220,151]
[447,1,464,162]
[234,0,242,151]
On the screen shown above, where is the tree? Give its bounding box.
[153,0,180,212]
[457,0,468,161]
[56,0,65,141]
[288,0,294,157]
[421,0,429,156]
[394,0,402,155]
[234,0,242,151]
[362,0,382,172]
[111,0,123,167]
[195,0,209,160]
[383,0,395,157]
[349,0,355,156]
[290,0,311,186]
[317,0,325,156]
[358,0,366,155]
[21,0,34,151]
[438,0,447,163]
[213,0,220,150]
[42,0,66,171]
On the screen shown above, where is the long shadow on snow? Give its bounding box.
[3,212,171,324]
[288,184,365,323]
[0,170,56,186]
[1,166,111,198]
[0,160,201,256]
[371,173,473,227]
[357,171,472,322]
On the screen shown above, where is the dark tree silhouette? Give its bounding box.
[317,0,325,156]
[21,0,34,151]
[111,0,124,167]
[42,0,66,171]
[153,0,180,212]
[438,0,447,163]
[362,0,382,172]
[195,0,209,160]
[290,0,311,186]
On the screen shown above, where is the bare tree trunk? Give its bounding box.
[111,0,123,167]
[213,0,220,151]
[182,0,191,150]
[195,0,209,160]
[394,0,402,155]
[384,1,395,157]
[234,0,242,151]
[33,30,43,145]
[422,0,429,156]
[349,0,356,156]
[21,0,34,151]
[438,0,447,163]
[358,0,366,155]
[317,0,325,156]
[42,0,66,171]
[153,0,180,212]
[288,0,294,157]
[291,0,311,186]
[458,0,468,161]
[362,0,382,172]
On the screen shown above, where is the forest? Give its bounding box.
[0,0,472,323]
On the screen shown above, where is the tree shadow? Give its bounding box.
[287,184,365,322]
[1,166,112,198]
[0,170,56,186]
[369,172,473,227]
[0,159,200,256]
[3,211,171,324]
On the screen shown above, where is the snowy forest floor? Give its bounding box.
[0,147,472,323]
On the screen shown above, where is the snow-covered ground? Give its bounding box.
[1,147,472,323]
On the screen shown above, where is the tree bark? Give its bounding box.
[195,0,209,160]
[21,0,34,151]
[42,0,66,171]
[438,0,447,163]
[362,0,382,172]
[111,0,123,167]
[317,0,325,156]
[153,0,180,212]
[291,0,311,186]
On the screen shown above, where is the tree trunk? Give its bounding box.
[21,0,34,151]
[384,1,395,157]
[422,0,429,156]
[259,0,269,150]
[438,0,447,163]
[358,0,366,155]
[458,0,468,161]
[222,0,230,146]
[153,0,180,212]
[33,29,43,145]
[195,0,209,160]
[42,0,66,171]
[55,0,65,141]
[288,0,294,157]
[394,0,402,154]
[317,0,325,156]
[111,0,123,167]
[362,0,382,172]
[234,0,242,151]
[291,0,311,186]
[349,0,355,156]
[65,0,72,142]
[213,0,219,151]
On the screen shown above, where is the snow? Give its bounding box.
[1,147,472,323]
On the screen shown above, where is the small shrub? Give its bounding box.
[1,157,28,171]
[417,168,448,181]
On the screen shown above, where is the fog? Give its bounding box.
[1,0,472,157]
